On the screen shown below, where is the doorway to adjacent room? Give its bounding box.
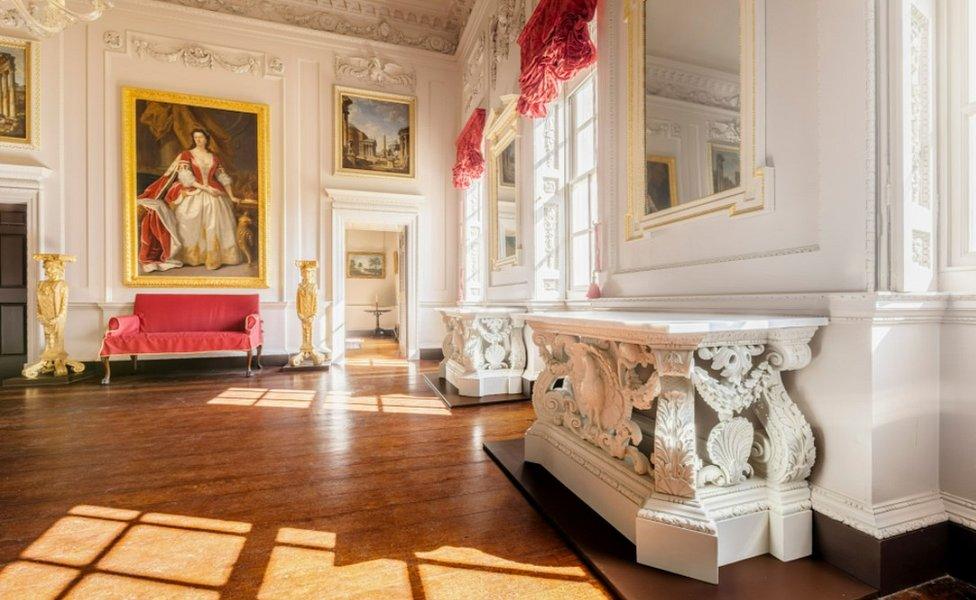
[343,226,406,361]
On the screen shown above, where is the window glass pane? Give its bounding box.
[572,78,595,127]
[574,122,595,177]
[970,115,976,252]
[571,179,590,233]
[571,234,590,288]
[970,1,976,102]
[589,174,598,226]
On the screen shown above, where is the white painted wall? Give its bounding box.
[3,0,458,361]
[940,308,976,522]
[345,229,398,332]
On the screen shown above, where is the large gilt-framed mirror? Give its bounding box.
[486,96,520,270]
[625,0,771,238]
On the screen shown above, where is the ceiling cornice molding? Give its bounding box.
[113,0,460,68]
[153,0,475,55]
[455,0,492,59]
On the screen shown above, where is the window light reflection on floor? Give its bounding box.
[257,528,605,600]
[0,507,606,599]
[0,505,252,600]
[207,387,451,415]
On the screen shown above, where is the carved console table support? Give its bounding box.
[437,307,527,396]
[522,311,827,583]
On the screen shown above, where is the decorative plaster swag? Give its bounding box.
[516,0,597,118]
[452,108,487,189]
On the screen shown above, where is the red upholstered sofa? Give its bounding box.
[100,294,263,384]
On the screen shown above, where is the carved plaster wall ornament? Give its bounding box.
[707,119,742,145]
[103,30,123,50]
[22,254,85,380]
[646,61,741,111]
[335,52,416,91]
[131,37,263,75]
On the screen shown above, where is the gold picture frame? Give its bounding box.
[347,251,386,279]
[0,36,38,149]
[644,155,678,215]
[334,86,416,179]
[122,87,269,288]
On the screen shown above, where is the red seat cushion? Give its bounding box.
[100,331,252,357]
[133,294,259,333]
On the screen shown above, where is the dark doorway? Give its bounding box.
[0,203,28,378]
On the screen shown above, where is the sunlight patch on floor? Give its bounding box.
[208,388,315,409]
[4,509,605,599]
[321,393,451,416]
[2,505,251,599]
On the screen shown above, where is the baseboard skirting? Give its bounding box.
[86,353,290,378]
[813,511,976,594]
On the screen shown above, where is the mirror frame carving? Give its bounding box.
[625,0,773,239]
[486,95,521,271]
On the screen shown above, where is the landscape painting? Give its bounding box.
[335,86,415,179]
[709,143,741,194]
[347,252,385,279]
[122,87,269,288]
[0,37,36,147]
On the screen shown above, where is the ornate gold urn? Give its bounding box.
[288,260,330,368]
[22,254,85,379]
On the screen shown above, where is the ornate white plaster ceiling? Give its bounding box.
[156,0,477,54]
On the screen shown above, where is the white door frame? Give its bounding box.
[0,164,51,363]
[325,188,423,362]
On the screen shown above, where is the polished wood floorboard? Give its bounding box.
[0,344,609,599]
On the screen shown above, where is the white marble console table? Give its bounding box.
[438,307,527,396]
[523,311,828,583]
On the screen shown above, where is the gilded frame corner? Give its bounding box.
[121,86,270,288]
[0,35,39,150]
[333,85,417,180]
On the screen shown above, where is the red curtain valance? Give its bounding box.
[516,0,598,118]
[452,108,488,189]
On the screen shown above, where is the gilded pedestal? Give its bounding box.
[21,254,86,380]
[285,260,330,371]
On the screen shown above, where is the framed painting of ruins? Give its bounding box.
[334,86,416,179]
[122,87,269,288]
[0,36,37,148]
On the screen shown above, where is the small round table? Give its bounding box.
[365,307,392,337]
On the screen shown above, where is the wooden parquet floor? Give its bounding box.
[0,347,609,599]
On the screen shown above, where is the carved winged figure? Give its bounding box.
[567,343,625,430]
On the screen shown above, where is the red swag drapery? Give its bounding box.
[516,0,598,118]
[452,108,488,189]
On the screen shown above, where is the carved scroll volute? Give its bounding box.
[650,349,699,497]
[753,336,817,483]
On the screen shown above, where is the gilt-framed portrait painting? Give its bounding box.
[347,252,385,279]
[0,36,38,148]
[334,86,415,179]
[644,155,677,215]
[122,87,269,288]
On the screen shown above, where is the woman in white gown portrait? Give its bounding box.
[137,128,242,272]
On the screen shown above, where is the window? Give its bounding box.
[566,74,598,293]
[943,0,976,288]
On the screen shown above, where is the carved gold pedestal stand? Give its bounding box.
[283,260,330,371]
[17,254,89,384]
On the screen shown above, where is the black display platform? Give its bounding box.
[424,373,529,408]
[483,437,878,600]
